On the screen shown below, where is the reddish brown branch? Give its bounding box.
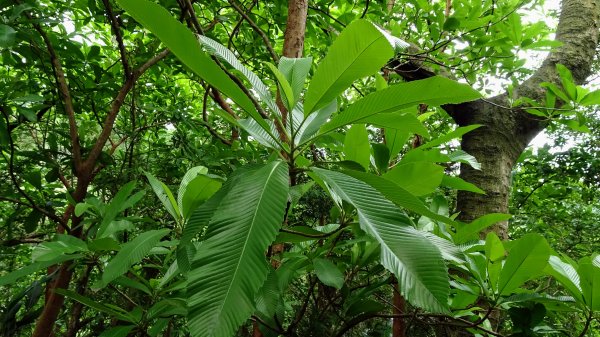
[102,0,131,78]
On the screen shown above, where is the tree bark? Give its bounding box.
[394,0,600,239]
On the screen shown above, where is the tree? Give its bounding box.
[1,0,599,336]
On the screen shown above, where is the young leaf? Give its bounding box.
[278,56,312,104]
[497,233,551,296]
[180,175,222,220]
[265,62,296,112]
[186,161,289,337]
[99,229,170,288]
[312,168,450,313]
[320,77,481,133]
[304,20,394,115]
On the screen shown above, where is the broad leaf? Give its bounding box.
[497,234,550,296]
[578,257,600,311]
[99,229,170,288]
[312,168,449,313]
[145,172,180,223]
[0,254,82,287]
[360,111,429,137]
[176,166,209,215]
[321,77,481,133]
[180,175,222,220]
[313,258,344,289]
[187,161,289,337]
[344,124,371,170]
[304,20,394,115]
[453,213,512,244]
[546,256,583,303]
[383,161,444,196]
[96,181,138,238]
[278,56,312,104]
[441,175,485,194]
[265,62,296,112]
[115,0,264,128]
[55,289,135,322]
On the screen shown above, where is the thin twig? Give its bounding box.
[228,0,279,62]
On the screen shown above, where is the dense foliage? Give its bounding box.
[0,0,598,337]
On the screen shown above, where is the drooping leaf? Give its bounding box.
[99,229,170,288]
[418,124,481,150]
[187,161,289,337]
[321,77,481,133]
[441,175,485,194]
[497,234,551,296]
[312,168,449,313]
[304,20,394,115]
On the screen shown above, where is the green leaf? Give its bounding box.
[99,229,170,288]
[54,289,135,322]
[180,175,222,220]
[344,124,371,170]
[312,168,449,313]
[441,175,485,194]
[32,235,88,262]
[497,234,551,296]
[278,56,312,104]
[176,166,209,215]
[0,24,16,48]
[321,77,481,133]
[115,0,259,125]
[485,232,505,292]
[197,35,280,117]
[238,118,282,150]
[265,62,296,113]
[187,161,289,337]
[145,172,180,223]
[88,237,121,252]
[295,100,337,146]
[579,257,600,311]
[313,258,344,289]
[556,64,577,100]
[443,17,460,31]
[419,125,481,150]
[546,256,583,303]
[98,326,136,337]
[386,129,409,159]
[579,89,600,106]
[453,213,512,244]
[96,181,138,237]
[372,143,390,173]
[304,20,394,115]
[383,161,444,196]
[342,170,456,226]
[360,111,430,137]
[0,254,83,287]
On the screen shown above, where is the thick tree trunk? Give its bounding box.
[451,0,599,237]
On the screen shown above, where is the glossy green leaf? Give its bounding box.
[312,168,449,313]
[321,77,481,133]
[578,257,600,311]
[304,20,394,115]
[453,213,512,244]
[265,62,296,112]
[546,256,583,303]
[441,175,485,194]
[344,124,370,170]
[145,172,180,223]
[180,175,222,220]
[99,229,170,288]
[497,234,551,296]
[96,181,138,238]
[419,124,481,150]
[485,232,505,292]
[176,166,209,215]
[313,258,344,289]
[0,254,83,287]
[115,0,260,125]
[579,89,600,106]
[360,111,430,137]
[187,161,288,337]
[278,56,312,104]
[383,161,444,196]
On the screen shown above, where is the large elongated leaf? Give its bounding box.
[497,233,550,296]
[96,181,137,238]
[116,0,263,126]
[546,256,583,303]
[197,35,280,116]
[177,166,209,215]
[55,289,135,322]
[344,124,371,170]
[187,161,289,337]
[304,20,394,115]
[312,168,449,313]
[578,257,600,311]
[321,76,481,133]
[145,172,180,223]
[0,254,83,287]
[278,56,312,104]
[383,161,445,196]
[99,229,170,288]
[180,175,222,220]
